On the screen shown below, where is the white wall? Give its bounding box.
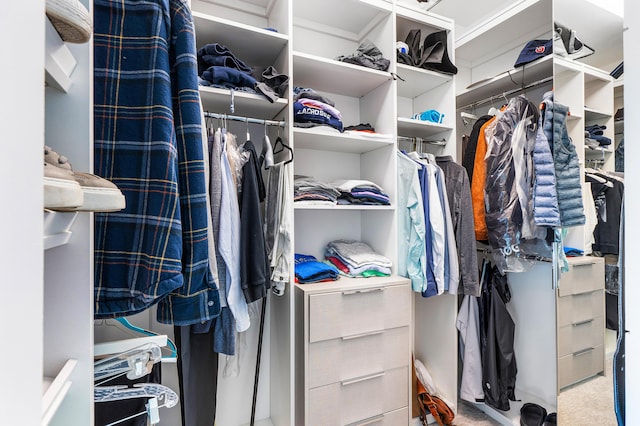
[624,1,638,424]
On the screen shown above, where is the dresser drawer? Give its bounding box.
[558,257,604,297]
[558,345,604,388]
[558,316,604,358]
[557,290,603,327]
[308,326,409,389]
[309,284,410,343]
[343,407,409,426]
[308,366,408,426]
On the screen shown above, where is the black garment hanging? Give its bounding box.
[480,264,517,411]
[462,115,493,183]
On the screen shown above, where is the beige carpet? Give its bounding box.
[453,357,617,425]
[557,357,617,426]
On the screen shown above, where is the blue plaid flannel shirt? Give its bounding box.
[93,0,220,325]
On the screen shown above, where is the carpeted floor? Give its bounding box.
[453,357,617,425]
[557,357,617,426]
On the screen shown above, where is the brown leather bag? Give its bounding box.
[416,378,455,426]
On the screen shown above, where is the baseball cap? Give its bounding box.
[514,39,552,68]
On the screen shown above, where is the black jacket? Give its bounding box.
[239,141,270,302]
[480,265,517,411]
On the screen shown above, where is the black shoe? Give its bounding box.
[520,402,547,426]
[543,412,557,426]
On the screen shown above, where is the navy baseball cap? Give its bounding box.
[514,39,552,67]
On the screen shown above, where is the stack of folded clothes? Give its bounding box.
[332,179,390,206]
[197,43,281,102]
[294,175,341,205]
[295,253,340,284]
[325,240,392,278]
[585,124,611,149]
[293,87,344,132]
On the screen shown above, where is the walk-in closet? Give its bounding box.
[2,0,636,425]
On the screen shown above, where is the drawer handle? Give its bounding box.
[342,330,384,341]
[342,287,385,296]
[573,319,594,327]
[345,414,385,426]
[573,261,597,267]
[574,347,594,357]
[341,371,385,386]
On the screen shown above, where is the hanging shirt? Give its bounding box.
[219,137,250,332]
[396,151,427,293]
[471,117,497,241]
[265,162,293,296]
[436,156,479,296]
[434,165,459,295]
[93,0,220,324]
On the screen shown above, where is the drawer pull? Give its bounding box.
[574,347,594,357]
[573,319,594,327]
[572,260,597,267]
[345,414,385,426]
[342,287,385,296]
[342,330,384,341]
[341,371,385,386]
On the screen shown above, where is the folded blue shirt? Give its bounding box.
[295,253,339,283]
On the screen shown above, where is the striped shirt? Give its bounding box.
[93,0,220,324]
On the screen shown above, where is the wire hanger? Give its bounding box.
[96,318,178,362]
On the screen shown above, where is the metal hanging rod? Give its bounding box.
[457,76,554,112]
[203,112,285,128]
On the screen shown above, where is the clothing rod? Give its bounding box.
[458,76,554,112]
[203,112,285,127]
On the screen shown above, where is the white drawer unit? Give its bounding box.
[296,276,412,426]
[556,257,605,389]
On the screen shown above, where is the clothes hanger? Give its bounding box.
[95,383,179,426]
[94,342,163,385]
[96,318,178,362]
[272,135,293,165]
[261,122,274,169]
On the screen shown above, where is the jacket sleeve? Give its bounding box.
[457,169,480,296]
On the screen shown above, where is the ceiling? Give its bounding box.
[428,0,623,70]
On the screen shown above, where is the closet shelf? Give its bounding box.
[585,147,614,155]
[43,210,78,250]
[199,86,288,119]
[294,204,394,211]
[193,11,288,69]
[397,117,452,139]
[584,107,612,121]
[293,51,392,98]
[456,54,552,108]
[293,127,393,154]
[396,64,452,98]
[44,18,77,93]
[293,0,391,38]
[294,274,407,293]
[42,359,77,426]
[614,119,623,135]
[455,0,551,66]
[471,388,555,426]
[395,2,454,30]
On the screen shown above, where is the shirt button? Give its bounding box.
[208,301,214,306]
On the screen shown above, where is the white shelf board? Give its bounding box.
[293,0,391,37]
[199,86,288,119]
[585,147,614,155]
[44,18,77,93]
[566,114,582,121]
[615,119,623,135]
[396,64,452,98]
[294,204,393,211]
[584,107,612,121]
[457,55,553,108]
[395,3,454,30]
[397,117,452,139]
[42,359,77,426]
[293,52,392,98]
[456,0,551,65]
[193,12,288,68]
[43,210,78,250]
[293,127,393,154]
